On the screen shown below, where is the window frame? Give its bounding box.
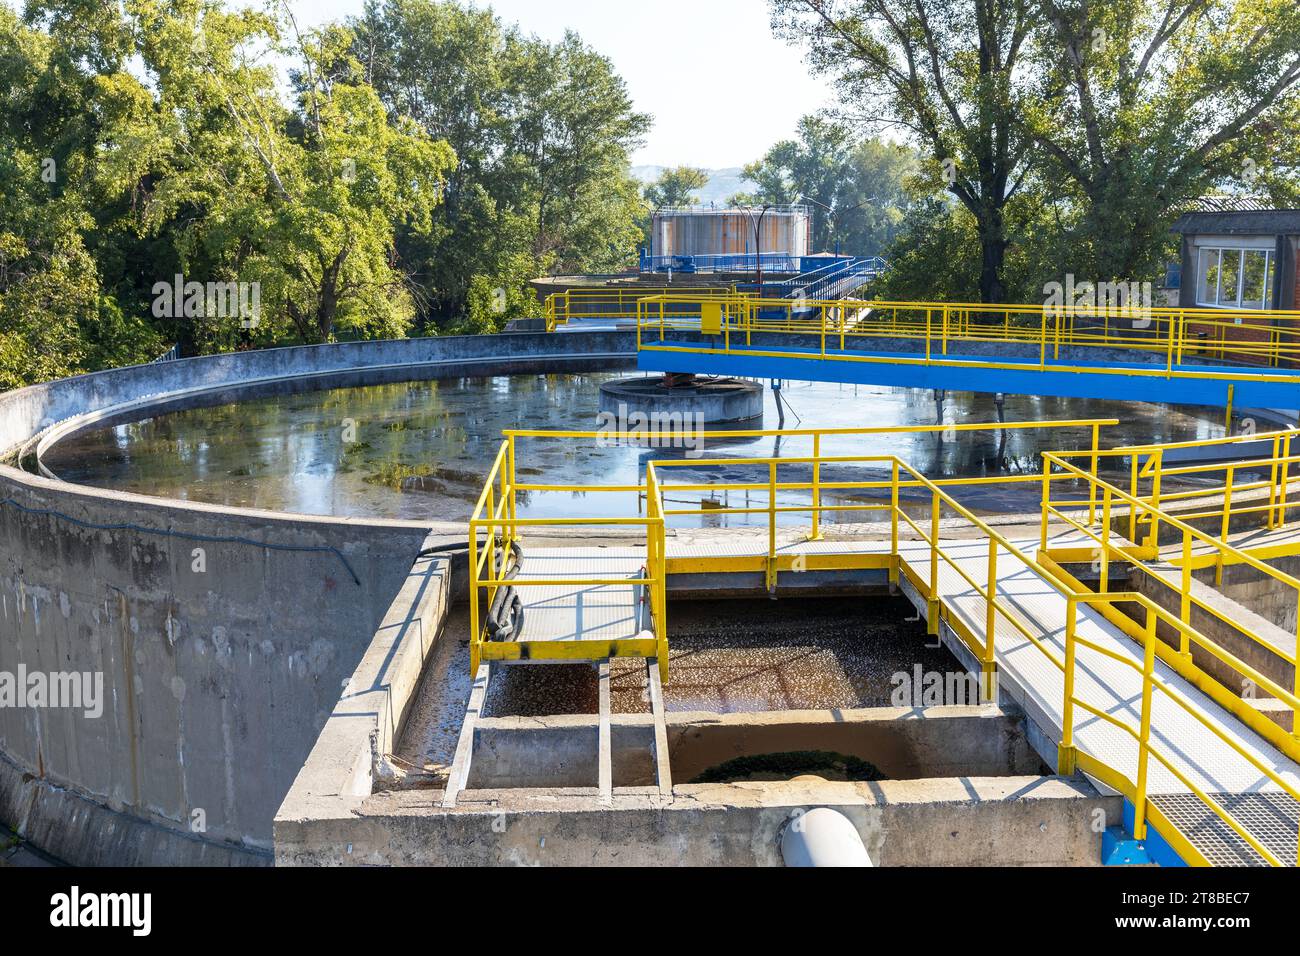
[1194,243,1275,314]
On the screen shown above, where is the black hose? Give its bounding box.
[485,540,525,642]
[419,538,524,641]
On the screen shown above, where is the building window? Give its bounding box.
[1196,246,1274,312]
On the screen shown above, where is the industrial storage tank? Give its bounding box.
[651,205,811,260]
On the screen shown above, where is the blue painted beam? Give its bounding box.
[638,344,1300,409]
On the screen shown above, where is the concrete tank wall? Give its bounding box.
[0,331,635,865]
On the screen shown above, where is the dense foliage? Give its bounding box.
[0,0,650,387]
[773,0,1300,303]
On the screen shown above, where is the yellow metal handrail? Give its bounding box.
[468,438,668,677]
[1050,428,1300,549]
[634,293,1300,383]
[544,286,742,332]
[1039,453,1300,791]
[651,443,1300,864]
[468,420,1300,863]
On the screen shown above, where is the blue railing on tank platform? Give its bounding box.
[792,256,887,301]
[638,251,805,274]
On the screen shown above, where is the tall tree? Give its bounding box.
[772,0,1039,303]
[353,0,650,331]
[133,3,455,347]
[0,1,162,388]
[1024,0,1300,281]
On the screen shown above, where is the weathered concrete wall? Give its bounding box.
[275,776,1118,867]
[286,545,457,806]
[0,332,632,865]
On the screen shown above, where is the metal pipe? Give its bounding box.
[781,808,874,867]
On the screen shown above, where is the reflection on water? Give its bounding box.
[42,372,1229,525]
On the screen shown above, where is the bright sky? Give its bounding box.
[296,0,836,168]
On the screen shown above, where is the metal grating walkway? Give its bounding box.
[1149,792,1300,867]
[514,548,649,644]
[901,533,1300,796]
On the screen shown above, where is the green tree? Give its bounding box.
[772,0,1039,303]
[353,0,650,331]
[1024,0,1300,283]
[644,166,710,208]
[134,2,454,347]
[0,2,161,388]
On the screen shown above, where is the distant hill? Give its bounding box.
[631,166,756,206]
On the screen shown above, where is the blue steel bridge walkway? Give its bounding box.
[633,296,1300,409]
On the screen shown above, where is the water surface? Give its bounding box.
[43,372,1230,525]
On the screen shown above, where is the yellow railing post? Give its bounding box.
[658,513,669,685]
[1218,464,1234,586]
[810,432,823,541]
[890,459,900,585]
[767,461,778,592]
[984,536,998,689]
[1039,309,1047,368]
[1099,488,1112,593]
[928,490,940,635]
[469,520,481,674]
[942,304,949,356]
[819,305,826,357]
[1129,453,1140,542]
[1088,423,1100,526]
[1166,312,1178,375]
[1280,432,1295,528]
[1179,529,1193,661]
[925,308,932,363]
[1133,608,1158,840]
[1040,457,1052,554]
[1059,595,1078,775]
[1147,449,1164,547]
[508,434,518,540]
[486,482,498,623]
[1269,434,1281,529]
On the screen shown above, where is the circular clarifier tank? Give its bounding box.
[598,375,764,425]
[38,372,1237,525]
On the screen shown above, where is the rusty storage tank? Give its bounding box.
[651,205,812,259]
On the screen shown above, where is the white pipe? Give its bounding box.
[781,808,874,867]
